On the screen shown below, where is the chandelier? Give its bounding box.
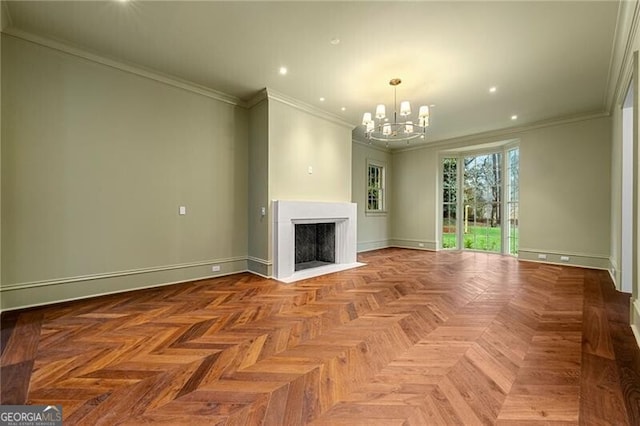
[362,78,430,144]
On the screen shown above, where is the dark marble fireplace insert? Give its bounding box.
[294,223,336,271]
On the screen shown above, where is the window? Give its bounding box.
[506,147,519,255]
[367,160,385,212]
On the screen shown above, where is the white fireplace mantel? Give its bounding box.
[273,200,361,282]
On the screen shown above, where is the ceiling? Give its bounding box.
[3,1,621,148]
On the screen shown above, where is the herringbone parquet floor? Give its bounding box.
[1,248,639,425]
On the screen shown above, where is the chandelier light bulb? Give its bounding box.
[405,121,414,133]
[400,101,411,116]
[375,104,386,119]
[366,121,374,132]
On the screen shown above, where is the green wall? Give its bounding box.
[356,115,612,269]
[247,97,270,276]
[351,142,392,252]
[1,34,249,309]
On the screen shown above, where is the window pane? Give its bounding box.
[367,163,384,211]
[442,203,457,249]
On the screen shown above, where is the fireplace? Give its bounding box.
[273,200,362,282]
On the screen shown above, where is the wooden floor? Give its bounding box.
[2,248,640,425]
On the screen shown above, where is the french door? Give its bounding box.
[441,147,518,255]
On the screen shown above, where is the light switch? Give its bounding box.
[179,206,186,215]
[308,166,313,174]
[261,207,266,216]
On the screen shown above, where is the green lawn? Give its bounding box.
[442,225,518,253]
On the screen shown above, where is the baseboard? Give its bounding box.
[389,238,437,251]
[357,240,391,253]
[631,299,640,349]
[518,249,609,270]
[0,257,247,312]
[247,257,272,278]
[609,257,619,290]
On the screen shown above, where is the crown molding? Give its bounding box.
[606,0,640,111]
[265,88,356,130]
[2,28,245,107]
[246,89,268,109]
[392,110,610,154]
[352,138,391,154]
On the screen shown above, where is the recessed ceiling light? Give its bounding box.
[330,38,341,45]
[319,97,325,102]
[511,115,518,120]
[489,86,497,93]
[341,107,346,111]
[279,67,288,75]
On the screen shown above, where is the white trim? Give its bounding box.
[277,262,366,284]
[518,247,608,259]
[366,158,386,214]
[389,111,609,154]
[247,256,272,266]
[389,239,438,251]
[246,89,268,109]
[609,257,619,289]
[517,258,609,271]
[265,88,355,129]
[0,256,247,292]
[0,269,248,313]
[631,299,640,348]
[2,28,243,107]
[517,251,610,270]
[246,270,272,279]
[631,324,640,349]
[606,0,640,111]
[246,256,273,278]
[357,240,390,252]
[438,143,519,254]
[629,299,640,347]
[352,139,392,154]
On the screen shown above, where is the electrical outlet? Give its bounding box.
[211,265,221,272]
[560,256,570,262]
[179,206,186,215]
[538,254,547,260]
[418,243,425,247]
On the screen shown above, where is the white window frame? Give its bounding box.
[366,159,387,215]
[437,141,519,255]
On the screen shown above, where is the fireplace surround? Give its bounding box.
[273,200,361,282]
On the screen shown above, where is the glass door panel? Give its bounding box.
[463,153,502,253]
[442,158,458,249]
